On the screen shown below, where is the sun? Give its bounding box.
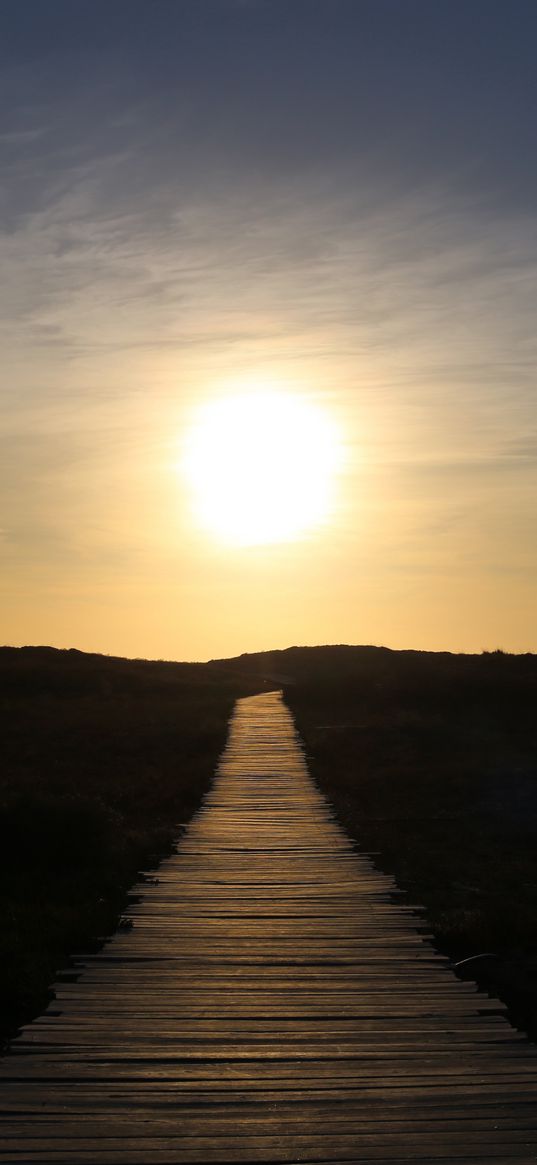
[183,389,341,546]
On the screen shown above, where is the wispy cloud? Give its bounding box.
[2,0,537,653]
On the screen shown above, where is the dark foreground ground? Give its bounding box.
[214,646,537,1037]
[0,647,263,1043]
[3,642,537,1046]
[268,645,537,1039]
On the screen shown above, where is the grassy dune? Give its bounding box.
[275,645,537,1038]
[0,647,263,1043]
[3,641,537,1045]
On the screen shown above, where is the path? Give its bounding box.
[1,691,537,1162]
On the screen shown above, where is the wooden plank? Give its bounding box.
[1,691,536,1162]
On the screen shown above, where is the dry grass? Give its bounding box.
[0,646,263,1042]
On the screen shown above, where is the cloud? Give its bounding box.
[3,152,537,501]
[2,48,537,627]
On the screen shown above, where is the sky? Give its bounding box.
[2,0,537,660]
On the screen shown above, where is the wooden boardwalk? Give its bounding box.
[2,690,537,1163]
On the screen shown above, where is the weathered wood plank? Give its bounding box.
[1,691,536,1161]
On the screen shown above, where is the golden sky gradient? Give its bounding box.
[2,2,537,659]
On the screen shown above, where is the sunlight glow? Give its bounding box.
[183,390,341,546]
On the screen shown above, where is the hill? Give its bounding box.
[0,645,264,1042]
[259,645,537,1038]
[3,641,537,1044]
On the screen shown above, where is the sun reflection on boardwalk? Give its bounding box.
[1,692,536,1162]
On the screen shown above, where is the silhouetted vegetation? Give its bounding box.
[261,645,537,1039]
[0,646,263,1043]
[4,641,537,1046]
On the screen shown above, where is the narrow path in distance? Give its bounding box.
[2,691,537,1163]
